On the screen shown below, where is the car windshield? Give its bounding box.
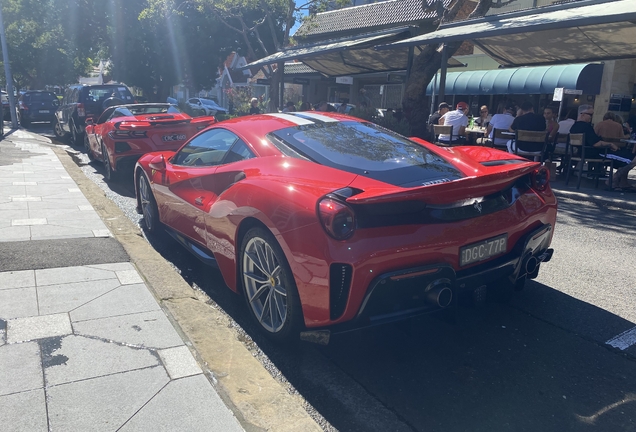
[27,92,57,102]
[118,105,182,116]
[86,86,133,102]
[268,121,464,187]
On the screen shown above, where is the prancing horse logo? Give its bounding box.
[473,200,483,213]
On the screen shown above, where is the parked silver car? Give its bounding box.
[186,98,227,116]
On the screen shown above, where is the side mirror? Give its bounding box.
[149,154,166,171]
[85,117,94,126]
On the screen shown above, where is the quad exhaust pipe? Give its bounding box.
[425,280,453,308]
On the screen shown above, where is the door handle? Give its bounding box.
[194,197,204,206]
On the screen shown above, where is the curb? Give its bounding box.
[50,146,324,432]
[553,188,636,211]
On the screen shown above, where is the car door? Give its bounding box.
[153,128,240,246]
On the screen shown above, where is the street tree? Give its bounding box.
[403,0,507,137]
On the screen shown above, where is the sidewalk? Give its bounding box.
[0,130,245,431]
[549,168,636,210]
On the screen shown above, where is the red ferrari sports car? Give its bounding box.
[134,112,557,343]
[84,103,216,181]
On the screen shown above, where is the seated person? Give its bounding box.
[507,100,546,156]
[437,101,469,144]
[474,105,492,127]
[570,105,636,190]
[594,112,626,139]
[480,103,515,146]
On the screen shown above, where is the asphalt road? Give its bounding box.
[39,124,636,431]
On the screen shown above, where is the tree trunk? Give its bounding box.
[403,0,493,138]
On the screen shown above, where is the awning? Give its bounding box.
[242,28,413,76]
[376,0,636,67]
[427,63,604,96]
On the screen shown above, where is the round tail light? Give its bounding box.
[531,166,550,191]
[318,197,356,240]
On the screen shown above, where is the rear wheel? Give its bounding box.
[138,174,160,232]
[70,119,83,146]
[101,143,118,182]
[53,119,66,139]
[19,113,30,128]
[240,227,304,342]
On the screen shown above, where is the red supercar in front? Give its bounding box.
[134,112,557,343]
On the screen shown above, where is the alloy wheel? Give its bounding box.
[242,237,288,333]
[138,175,156,231]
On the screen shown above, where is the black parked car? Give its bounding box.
[18,91,59,128]
[54,84,134,145]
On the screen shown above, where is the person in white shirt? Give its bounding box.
[558,108,577,134]
[480,104,516,147]
[438,101,469,144]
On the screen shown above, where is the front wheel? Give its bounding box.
[84,134,95,161]
[101,143,118,182]
[240,227,304,342]
[137,173,160,232]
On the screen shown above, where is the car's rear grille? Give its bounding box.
[330,263,352,320]
[353,177,531,228]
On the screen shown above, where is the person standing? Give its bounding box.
[249,97,260,115]
[438,101,469,145]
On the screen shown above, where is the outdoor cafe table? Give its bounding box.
[464,126,487,145]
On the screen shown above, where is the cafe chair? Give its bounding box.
[565,133,612,189]
[491,128,510,150]
[513,130,548,161]
[602,137,628,190]
[433,124,457,146]
[547,133,569,174]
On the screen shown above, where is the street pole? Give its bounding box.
[0,3,18,129]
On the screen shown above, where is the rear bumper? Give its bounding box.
[308,223,553,336]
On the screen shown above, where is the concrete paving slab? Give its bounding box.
[0,269,35,289]
[37,279,122,316]
[158,345,202,379]
[0,286,38,319]
[0,200,29,209]
[47,366,169,432]
[92,229,112,237]
[9,196,40,202]
[0,225,30,242]
[11,218,47,226]
[120,374,244,432]
[0,208,30,220]
[73,310,186,349]
[0,389,48,432]
[88,262,135,272]
[0,342,42,395]
[36,265,116,286]
[116,269,144,285]
[44,335,160,386]
[70,283,161,322]
[7,313,72,343]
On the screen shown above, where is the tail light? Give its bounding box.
[77,103,85,117]
[531,166,550,191]
[20,102,27,110]
[318,196,356,240]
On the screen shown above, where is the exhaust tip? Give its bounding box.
[525,256,538,274]
[425,284,453,308]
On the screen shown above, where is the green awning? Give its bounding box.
[377,0,636,67]
[427,63,604,96]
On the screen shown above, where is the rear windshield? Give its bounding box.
[82,86,134,103]
[26,92,57,102]
[118,104,181,115]
[268,121,464,187]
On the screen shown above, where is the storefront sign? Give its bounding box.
[293,78,310,85]
[335,76,354,85]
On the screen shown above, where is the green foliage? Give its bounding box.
[224,86,267,115]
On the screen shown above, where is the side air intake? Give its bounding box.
[329,263,352,320]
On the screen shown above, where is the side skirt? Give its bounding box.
[164,227,219,268]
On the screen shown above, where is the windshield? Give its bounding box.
[268,121,463,187]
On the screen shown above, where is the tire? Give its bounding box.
[84,134,95,161]
[101,143,118,182]
[53,119,67,140]
[240,227,304,342]
[19,113,30,128]
[70,119,83,147]
[137,173,160,232]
